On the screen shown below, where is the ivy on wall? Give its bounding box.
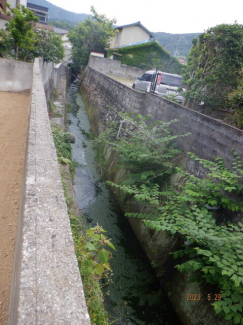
[107,41,183,75]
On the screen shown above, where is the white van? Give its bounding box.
[133,70,185,104]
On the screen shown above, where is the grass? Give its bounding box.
[51,124,113,325]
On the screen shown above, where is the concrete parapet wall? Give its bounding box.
[38,59,68,101]
[39,59,54,86]
[8,59,90,325]
[0,58,33,92]
[88,55,145,80]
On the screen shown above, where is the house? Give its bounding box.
[110,21,154,48]
[0,0,27,28]
[53,27,68,42]
[53,27,72,62]
[27,2,48,24]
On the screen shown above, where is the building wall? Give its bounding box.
[0,18,6,28]
[63,42,72,61]
[120,25,150,45]
[0,0,15,28]
[7,0,17,8]
[110,25,151,48]
[61,34,68,42]
[19,0,27,6]
[0,0,26,28]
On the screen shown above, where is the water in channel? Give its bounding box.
[67,81,181,325]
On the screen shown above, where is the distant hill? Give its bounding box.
[28,1,199,58]
[154,32,201,58]
[28,0,89,23]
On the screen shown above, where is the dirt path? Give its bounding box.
[0,91,29,325]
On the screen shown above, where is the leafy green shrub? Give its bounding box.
[141,154,243,324]
[183,24,243,110]
[51,124,76,178]
[228,68,243,129]
[71,217,115,325]
[94,110,190,187]
[97,111,243,324]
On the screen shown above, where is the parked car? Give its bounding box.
[132,70,185,104]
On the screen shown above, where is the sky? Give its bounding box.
[47,0,243,34]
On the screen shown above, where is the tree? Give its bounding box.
[2,4,39,60]
[227,68,243,128]
[20,29,64,63]
[49,20,76,31]
[0,29,12,58]
[183,24,243,109]
[68,6,116,70]
[0,5,64,63]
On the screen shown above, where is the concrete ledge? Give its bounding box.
[8,59,90,325]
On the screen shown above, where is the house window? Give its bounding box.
[0,0,7,12]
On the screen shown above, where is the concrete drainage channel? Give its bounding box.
[1,58,90,325]
[0,57,181,325]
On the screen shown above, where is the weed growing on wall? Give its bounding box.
[70,216,115,325]
[94,110,190,188]
[51,124,115,325]
[52,124,76,178]
[97,112,243,324]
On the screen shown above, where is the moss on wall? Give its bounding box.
[107,41,183,75]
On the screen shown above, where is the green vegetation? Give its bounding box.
[51,124,115,324]
[49,20,76,31]
[51,124,76,178]
[107,41,183,75]
[71,219,114,325]
[0,4,64,62]
[22,29,64,63]
[154,32,200,58]
[68,7,116,70]
[95,111,189,187]
[0,4,38,60]
[96,110,243,324]
[183,24,243,112]
[227,68,243,129]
